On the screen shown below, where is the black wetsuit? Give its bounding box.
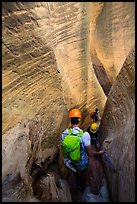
[86,126,101,150]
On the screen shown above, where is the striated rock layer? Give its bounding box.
[2,2,134,138]
[2,2,135,202]
[2,2,108,141]
[100,48,135,202]
[89,2,135,83]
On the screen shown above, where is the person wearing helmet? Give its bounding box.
[90,122,100,133]
[86,122,101,151]
[61,108,104,197]
[90,108,101,123]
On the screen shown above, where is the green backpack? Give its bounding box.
[62,128,84,162]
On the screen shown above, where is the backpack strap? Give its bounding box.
[68,128,73,135]
[68,128,84,137]
[78,130,84,137]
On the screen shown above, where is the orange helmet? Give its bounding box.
[69,109,81,118]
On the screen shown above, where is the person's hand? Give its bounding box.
[99,150,105,155]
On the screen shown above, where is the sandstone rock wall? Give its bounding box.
[2,2,69,145]
[2,119,72,202]
[2,2,107,139]
[2,2,135,152]
[89,2,135,83]
[100,48,135,202]
[2,119,43,202]
[2,2,135,202]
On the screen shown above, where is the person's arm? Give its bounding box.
[82,131,104,157]
[85,145,104,157]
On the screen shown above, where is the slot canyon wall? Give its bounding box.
[2,2,135,202]
[2,2,135,140]
[100,48,135,202]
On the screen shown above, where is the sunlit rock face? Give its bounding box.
[2,2,135,202]
[2,2,134,139]
[2,2,69,144]
[89,2,135,83]
[100,48,135,202]
[1,2,97,137]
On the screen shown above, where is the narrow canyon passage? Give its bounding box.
[2,2,135,202]
[31,146,111,202]
[2,118,111,202]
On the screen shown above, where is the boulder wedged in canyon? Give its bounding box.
[99,48,135,202]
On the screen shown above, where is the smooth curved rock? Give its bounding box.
[2,2,135,202]
[2,119,44,202]
[90,2,135,83]
[100,48,135,202]
[2,2,134,140]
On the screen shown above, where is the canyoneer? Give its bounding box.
[86,119,116,173]
[90,108,101,124]
[61,108,105,196]
[86,122,101,151]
